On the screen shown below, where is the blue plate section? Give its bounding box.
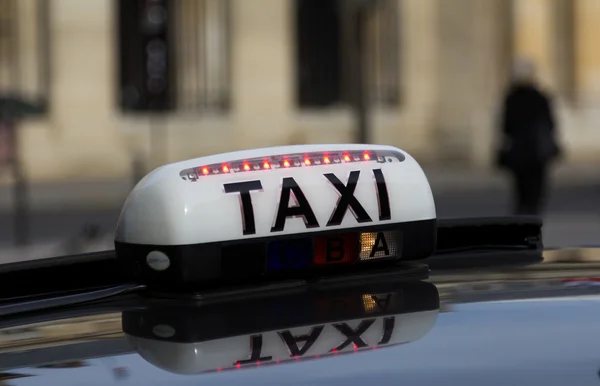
[267,238,313,271]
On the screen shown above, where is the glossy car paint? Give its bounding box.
[3,253,600,385]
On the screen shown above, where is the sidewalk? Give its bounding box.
[0,163,597,212]
[424,163,600,191]
[0,234,113,264]
[0,162,598,262]
[0,212,597,263]
[0,178,133,211]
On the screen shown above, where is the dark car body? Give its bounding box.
[1,246,600,385]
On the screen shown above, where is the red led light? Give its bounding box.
[235,363,241,369]
[314,233,357,266]
[182,149,401,180]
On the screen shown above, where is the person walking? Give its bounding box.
[496,59,561,216]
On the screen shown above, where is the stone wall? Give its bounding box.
[2,0,599,183]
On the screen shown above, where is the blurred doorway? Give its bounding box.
[295,0,399,144]
[295,0,342,108]
[294,0,400,109]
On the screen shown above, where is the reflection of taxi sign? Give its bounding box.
[123,280,439,374]
[114,144,436,288]
[127,312,438,374]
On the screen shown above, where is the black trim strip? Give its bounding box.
[114,219,436,290]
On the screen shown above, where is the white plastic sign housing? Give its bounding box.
[115,144,436,247]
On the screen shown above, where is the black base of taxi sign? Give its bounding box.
[114,219,436,291]
[123,280,439,343]
[143,261,431,303]
[428,216,543,270]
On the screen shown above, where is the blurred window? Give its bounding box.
[364,0,400,107]
[0,0,51,112]
[295,0,400,109]
[295,0,342,108]
[118,0,231,113]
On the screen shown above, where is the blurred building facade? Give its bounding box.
[0,0,598,182]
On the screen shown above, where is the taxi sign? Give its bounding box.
[114,144,436,289]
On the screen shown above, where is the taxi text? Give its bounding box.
[224,169,390,235]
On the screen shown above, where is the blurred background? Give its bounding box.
[0,0,599,261]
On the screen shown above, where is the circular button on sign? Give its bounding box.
[146,250,170,271]
[153,324,176,339]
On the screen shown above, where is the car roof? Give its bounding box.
[2,247,600,385]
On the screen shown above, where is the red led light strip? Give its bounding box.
[202,343,400,375]
[180,150,405,181]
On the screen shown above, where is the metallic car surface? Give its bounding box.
[1,247,599,386]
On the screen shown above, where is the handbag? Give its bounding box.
[496,125,560,170]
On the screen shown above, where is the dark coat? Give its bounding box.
[497,83,560,171]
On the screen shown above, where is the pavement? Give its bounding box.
[0,162,599,262]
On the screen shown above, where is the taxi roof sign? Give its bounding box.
[114,144,437,289]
